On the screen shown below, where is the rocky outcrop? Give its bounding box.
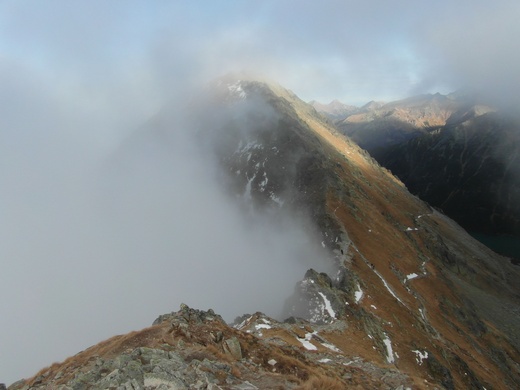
[284,268,351,324]
[10,305,418,389]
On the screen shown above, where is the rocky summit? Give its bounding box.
[5,77,520,389]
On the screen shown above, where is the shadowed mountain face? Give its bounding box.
[325,92,520,255]
[376,112,520,238]
[6,78,520,389]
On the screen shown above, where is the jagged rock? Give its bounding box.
[223,337,243,360]
[210,330,223,343]
[284,268,350,323]
[153,305,226,328]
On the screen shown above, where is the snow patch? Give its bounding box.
[375,270,405,305]
[420,261,428,275]
[236,140,263,155]
[259,172,268,192]
[354,283,364,303]
[383,334,395,364]
[269,192,284,207]
[412,350,429,365]
[243,172,257,200]
[255,324,271,330]
[406,273,419,280]
[298,332,318,351]
[322,342,341,352]
[317,292,336,318]
[227,80,247,99]
[318,358,332,363]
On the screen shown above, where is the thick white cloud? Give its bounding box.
[1,0,519,384]
[413,1,520,107]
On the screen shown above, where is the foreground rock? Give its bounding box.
[10,300,516,389]
[9,305,419,389]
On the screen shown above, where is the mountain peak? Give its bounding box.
[310,99,359,120]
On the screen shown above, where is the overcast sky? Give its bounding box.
[1,0,519,384]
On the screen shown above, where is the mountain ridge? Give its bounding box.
[334,92,494,151]
[6,77,520,389]
[316,90,519,252]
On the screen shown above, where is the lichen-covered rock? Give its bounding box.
[223,337,242,360]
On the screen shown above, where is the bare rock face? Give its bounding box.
[284,268,351,324]
[223,337,243,360]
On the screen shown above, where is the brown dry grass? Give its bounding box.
[295,374,346,390]
[27,323,168,386]
[320,137,520,389]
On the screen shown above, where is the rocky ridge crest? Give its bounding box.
[8,305,417,389]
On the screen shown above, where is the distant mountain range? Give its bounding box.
[313,93,520,256]
[328,93,495,150]
[309,99,359,120]
[6,79,520,389]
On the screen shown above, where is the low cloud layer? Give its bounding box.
[0,65,332,383]
[1,0,519,384]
